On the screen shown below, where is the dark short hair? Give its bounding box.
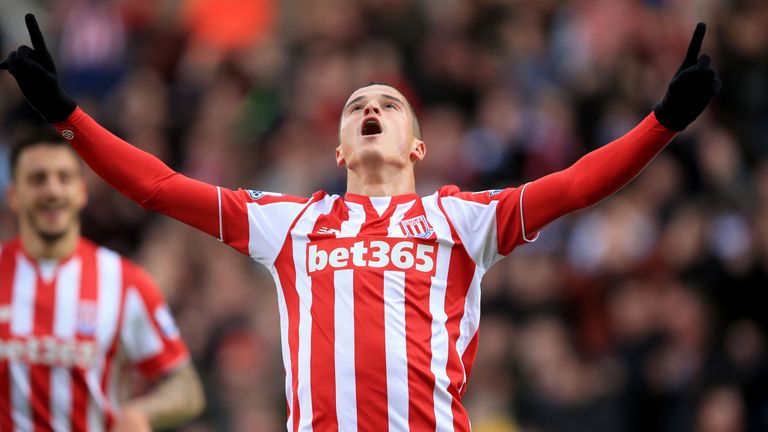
[354,81,423,140]
[9,130,80,178]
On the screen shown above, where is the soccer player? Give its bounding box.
[2,14,719,431]
[1,131,205,431]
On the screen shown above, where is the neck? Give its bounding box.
[345,164,417,197]
[19,224,80,261]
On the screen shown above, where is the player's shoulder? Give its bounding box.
[436,184,519,203]
[81,239,152,286]
[236,189,313,205]
[0,236,21,257]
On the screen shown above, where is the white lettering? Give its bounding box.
[369,241,390,268]
[391,242,415,269]
[350,241,368,266]
[416,244,435,272]
[0,337,98,367]
[308,244,327,273]
[329,247,350,268]
[307,240,436,273]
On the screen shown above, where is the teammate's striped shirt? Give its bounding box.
[213,186,537,431]
[0,237,188,432]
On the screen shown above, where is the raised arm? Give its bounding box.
[521,23,720,234]
[2,14,222,238]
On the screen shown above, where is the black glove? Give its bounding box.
[0,14,76,123]
[653,23,722,132]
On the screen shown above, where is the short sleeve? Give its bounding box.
[120,263,189,379]
[217,188,311,266]
[438,185,539,269]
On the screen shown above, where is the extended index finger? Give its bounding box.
[683,23,707,67]
[25,14,49,54]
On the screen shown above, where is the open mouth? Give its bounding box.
[361,117,383,136]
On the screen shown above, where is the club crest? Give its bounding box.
[400,215,434,239]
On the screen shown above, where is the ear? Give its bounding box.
[335,146,346,167]
[410,139,426,163]
[5,184,18,213]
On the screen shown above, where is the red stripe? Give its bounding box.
[353,270,388,428]
[273,195,319,431]
[437,197,477,431]
[308,198,347,429]
[309,270,337,429]
[0,241,19,430]
[353,201,389,429]
[31,258,56,432]
[72,241,98,432]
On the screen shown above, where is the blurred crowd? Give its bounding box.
[2,0,768,431]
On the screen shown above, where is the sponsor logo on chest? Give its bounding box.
[307,238,436,274]
[0,336,98,368]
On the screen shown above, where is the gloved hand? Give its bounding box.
[0,14,76,123]
[653,23,722,132]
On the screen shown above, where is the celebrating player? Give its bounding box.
[2,13,719,431]
[1,131,205,431]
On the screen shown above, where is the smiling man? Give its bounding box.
[1,132,204,431]
[2,14,719,432]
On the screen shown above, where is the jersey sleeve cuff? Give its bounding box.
[135,348,190,380]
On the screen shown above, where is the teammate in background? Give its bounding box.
[0,131,205,431]
[2,14,719,432]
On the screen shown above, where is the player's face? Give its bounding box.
[7,144,86,243]
[337,85,424,169]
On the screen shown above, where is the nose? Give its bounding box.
[363,100,381,116]
[41,175,65,198]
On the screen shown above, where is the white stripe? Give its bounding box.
[334,205,363,430]
[51,258,82,432]
[339,202,365,237]
[88,248,122,425]
[217,186,223,241]
[271,271,294,430]
[87,396,105,432]
[96,249,122,352]
[520,182,539,243]
[440,196,501,270]
[122,287,163,361]
[292,196,337,430]
[333,269,357,430]
[10,253,34,430]
[387,201,416,237]
[383,270,409,431]
[50,369,72,432]
[455,269,483,392]
[11,253,36,335]
[247,200,308,267]
[423,194,456,429]
[10,363,31,430]
[369,196,391,217]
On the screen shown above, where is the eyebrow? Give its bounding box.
[343,94,404,112]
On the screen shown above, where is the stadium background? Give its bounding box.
[1,0,767,430]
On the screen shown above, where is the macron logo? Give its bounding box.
[317,227,341,235]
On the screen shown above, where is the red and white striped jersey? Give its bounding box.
[216,185,537,431]
[0,237,188,432]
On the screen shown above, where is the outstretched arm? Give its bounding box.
[520,23,720,235]
[2,14,222,238]
[56,108,223,238]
